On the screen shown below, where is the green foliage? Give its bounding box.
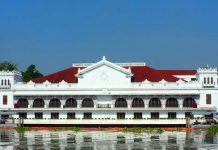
[121,127,164,134]
[176,128,182,132]
[207,125,218,135]
[16,127,30,133]
[64,127,81,132]
[122,127,145,133]
[22,64,43,82]
[0,61,18,71]
[156,128,164,134]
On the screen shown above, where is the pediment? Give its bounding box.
[76,56,133,78]
[76,57,132,88]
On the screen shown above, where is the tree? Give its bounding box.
[0,61,18,71]
[22,65,43,82]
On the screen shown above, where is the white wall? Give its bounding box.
[78,65,131,88]
[0,91,14,109]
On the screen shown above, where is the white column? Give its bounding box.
[161,96,166,108]
[178,96,183,108]
[127,97,132,108]
[144,96,149,108]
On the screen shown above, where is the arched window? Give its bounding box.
[115,98,127,108]
[49,98,61,108]
[1,80,3,85]
[207,77,210,84]
[132,98,144,107]
[65,98,77,108]
[204,77,206,84]
[211,77,213,84]
[149,98,161,107]
[81,98,94,108]
[166,97,178,107]
[8,80,10,85]
[33,98,44,108]
[4,79,7,85]
[17,98,29,108]
[183,97,197,108]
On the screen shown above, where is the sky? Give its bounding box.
[0,0,218,75]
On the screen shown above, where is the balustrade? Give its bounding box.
[96,104,111,108]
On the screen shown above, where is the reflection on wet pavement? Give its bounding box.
[0,130,217,150]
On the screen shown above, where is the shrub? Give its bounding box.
[16,127,30,133]
[207,125,218,135]
[176,128,182,132]
[121,127,164,134]
[156,128,164,134]
[64,127,80,132]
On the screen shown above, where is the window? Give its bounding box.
[65,98,77,108]
[151,112,159,119]
[166,98,178,107]
[33,98,44,108]
[117,113,125,119]
[183,97,196,108]
[132,98,144,108]
[51,113,59,119]
[204,77,206,84]
[134,112,142,119]
[149,98,161,107]
[191,78,196,81]
[18,113,27,119]
[81,98,94,108]
[67,113,76,119]
[35,113,43,119]
[207,77,210,84]
[115,98,127,108]
[49,98,61,108]
[17,98,29,108]
[211,77,213,84]
[185,112,193,119]
[168,112,176,119]
[3,95,7,105]
[206,94,211,104]
[83,113,92,119]
[205,113,213,119]
[1,115,9,119]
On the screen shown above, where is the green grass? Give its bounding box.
[16,127,30,133]
[207,125,218,135]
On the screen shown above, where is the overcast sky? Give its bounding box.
[0,0,218,75]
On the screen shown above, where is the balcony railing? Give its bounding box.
[13,103,216,111]
[96,104,111,108]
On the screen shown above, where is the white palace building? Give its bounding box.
[0,57,218,126]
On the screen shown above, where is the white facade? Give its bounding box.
[0,57,218,126]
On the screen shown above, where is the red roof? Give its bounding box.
[32,66,196,83]
[158,70,197,75]
[33,67,84,83]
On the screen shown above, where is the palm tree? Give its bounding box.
[0,61,18,71]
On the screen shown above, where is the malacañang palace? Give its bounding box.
[0,57,218,126]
